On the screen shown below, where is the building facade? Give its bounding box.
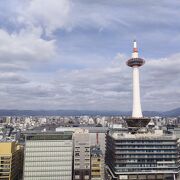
[73,129,91,180]
[106,129,180,180]
[0,141,23,180]
[56,127,108,155]
[23,132,73,180]
[91,146,104,180]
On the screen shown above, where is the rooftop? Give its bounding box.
[109,129,178,140]
[24,131,73,141]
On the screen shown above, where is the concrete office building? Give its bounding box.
[89,129,106,156]
[0,141,23,180]
[73,129,91,180]
[23,132,73,180]
[56,127,108,155]
[106,129,180,180]
[91,146,104,180]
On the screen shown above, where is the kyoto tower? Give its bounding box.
[125,40,150,130]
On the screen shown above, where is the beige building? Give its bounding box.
[73,129,91,180]
[91,146,104,180]
[0,142,23,180]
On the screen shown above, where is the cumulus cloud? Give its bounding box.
[0,28,56,63]
[16,0,71,35]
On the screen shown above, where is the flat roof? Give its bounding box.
[109,130,178,140]
[24,131,73,141]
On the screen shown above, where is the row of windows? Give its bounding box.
[116,155,176,158]
[157,164,176,167]
[24,177,71,180]
[24,171,72,176]
[74,165,90,169]
[116,168,177,172]
[124,159,159,163]
[25,161,72,166]
[115,145,176,149]
[115,150,176,153]
[26,134,72,141]
[25,156,72,161]
[74,175,89,179]
[26,141,72,147]
[115,140,176,144]
[116,164,157,167]
[75,152,90,156]
[26,146,72,152]
[24,166,72,171]
[74,170,90,175]
[26,151,72,156]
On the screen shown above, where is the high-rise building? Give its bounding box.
[91,146,104,180]
[106,41,180,180]
[73,129,91,180]
[0,141,23,180]
[23,132,73,180]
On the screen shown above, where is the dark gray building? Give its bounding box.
[106,129,180,180]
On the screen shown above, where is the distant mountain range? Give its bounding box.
[0,108,179,117]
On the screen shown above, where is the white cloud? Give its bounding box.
[0,28,56,64]
[16,0,71,35]
[0,52,178,111]
[0,72,29,84]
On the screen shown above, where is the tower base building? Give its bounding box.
[106,129,180,180]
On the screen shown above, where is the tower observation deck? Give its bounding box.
[125,40,150,130]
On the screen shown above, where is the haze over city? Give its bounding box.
[0,0,179,111]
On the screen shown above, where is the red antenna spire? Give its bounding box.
[133,40,138,53]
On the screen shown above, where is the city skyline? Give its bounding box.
[0,0,179,111]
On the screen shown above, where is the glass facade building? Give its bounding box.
[23,132,73,180]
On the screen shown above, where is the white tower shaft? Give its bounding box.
[132,66,143,118]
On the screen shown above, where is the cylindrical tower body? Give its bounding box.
[125,40,150,130]
[132,66,142,117]
[127,40,145,118]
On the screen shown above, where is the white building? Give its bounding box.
[23,132,73,180]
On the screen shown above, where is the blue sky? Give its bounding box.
[0,0,179,111]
